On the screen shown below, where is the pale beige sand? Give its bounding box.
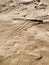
[0,0,49,65]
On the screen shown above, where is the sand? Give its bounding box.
[0,0,49,65]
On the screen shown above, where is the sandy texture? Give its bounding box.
[0,0,49,65]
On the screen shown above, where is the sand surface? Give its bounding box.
[0,0,49,65]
